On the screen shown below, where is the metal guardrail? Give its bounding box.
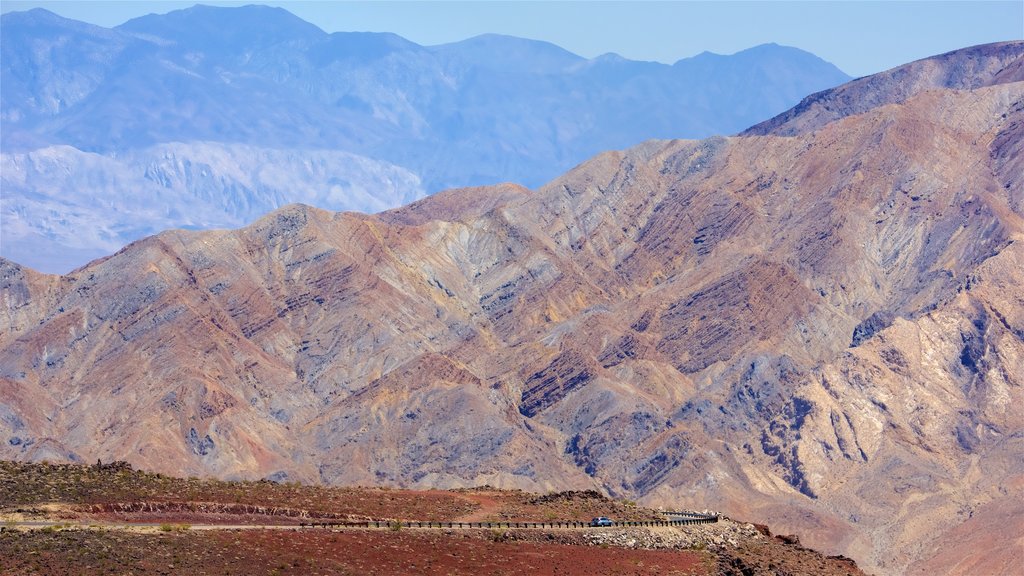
[659,510,720,520]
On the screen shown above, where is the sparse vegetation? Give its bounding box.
[158,523,190,532]
[0,461,477,521]
[0,461,660,525]
[0,460,866,575]
[0,526,714,575]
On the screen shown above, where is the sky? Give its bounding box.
[1,1,1022,77]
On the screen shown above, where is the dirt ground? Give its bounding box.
[0,461,865,575]
[15,487,660,527]
[0,527,710,576]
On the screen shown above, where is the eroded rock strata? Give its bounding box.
[2,43,1022,574]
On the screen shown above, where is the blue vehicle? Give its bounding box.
[589,516,613,527]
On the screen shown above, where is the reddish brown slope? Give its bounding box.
[2,43,1023,575]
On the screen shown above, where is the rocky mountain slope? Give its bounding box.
[0,5,850,272]
[2,42,1022,574]
[745,40,1024,136]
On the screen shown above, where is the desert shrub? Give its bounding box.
[157,523,189,532]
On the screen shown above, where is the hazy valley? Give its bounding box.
[0,5,851,273]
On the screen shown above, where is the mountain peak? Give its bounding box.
[743,40,1024,136]
[735,42,814,58]
[741,41,783,51]
[431,33,584,71]
[117,3,326,49]
[1,7,123,37]
[4,6,856,272]
[683,43,832,63]
[2,7,63,24]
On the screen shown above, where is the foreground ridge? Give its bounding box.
[0,460,863,576]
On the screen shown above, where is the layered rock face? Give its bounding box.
[2,43,1022,574]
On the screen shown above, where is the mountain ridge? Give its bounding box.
[743,40,1024,136]
[3,41,1022,574]
[1,5,850,273]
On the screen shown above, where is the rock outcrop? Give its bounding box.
[2,42,1022,575]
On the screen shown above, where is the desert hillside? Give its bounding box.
[0,460,866,576]
[2,42,1022,574]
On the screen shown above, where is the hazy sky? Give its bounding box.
[2,1,1022,77]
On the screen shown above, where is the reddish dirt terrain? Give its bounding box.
[0,461,866,575]
[448,489,660,523]
[1,462,656,526]
[0,529,709,576]
[63,487,658,527]
[1,461,478,522]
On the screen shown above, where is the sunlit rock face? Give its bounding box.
[2,41,1022,575]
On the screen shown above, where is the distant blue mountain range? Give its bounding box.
[1,5,850,272]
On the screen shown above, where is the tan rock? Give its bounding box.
[2,42,1023,576]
